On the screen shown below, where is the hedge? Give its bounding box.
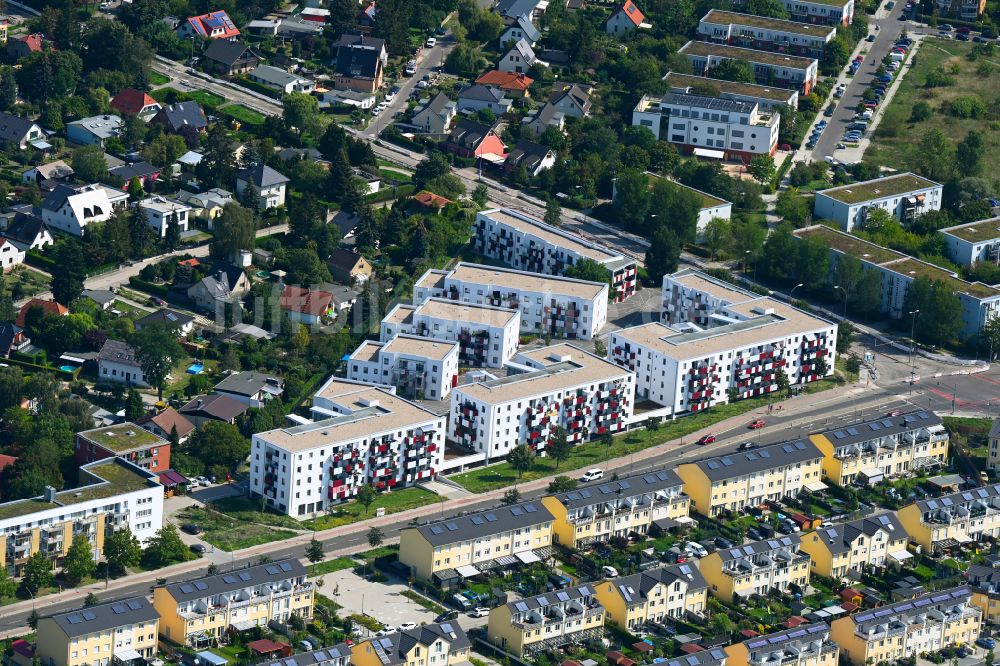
[128,276,170,298]
[364,184,415,203]
[25,250,56,272]
[380,132,426,153]
[3,356,79,380]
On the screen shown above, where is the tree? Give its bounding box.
[124,389,144,422]
[509,444,534,479]
[601,432,614,449]
[916,128,955,182]
[980,315,1000,361]
[748,155,777,186]
[0,568,17,601]
[548,427,571,469]
[746,0,790,16]
[27,609,39,630]
[544,197,562,226]
[564,258,611,285]
[613,170,650,232]
[63,535,97,585]
[50,243,87,306]
[547,475,578,493]
[956,130,985,177]
[104,526,141,575]
[901,276,962,345]
[142,525,189,568]
[283,93,321,136]
[191,422,249,473]
[501,488,522,506]
[306,539,325,571]
[353,207,380,253]
[794,236,830,291]
[861,206,894,235]
[164,217,181,252]
[0,365,21,413]
[759,222,797,281]
[414,153,452,189]
[712,612,736,635]
[703,217,731,260]
[16,51,83,102]
[129,323,184,399]
[199,124,237,188]
[367,525,384,550]
[84,592,100,606]
[357,483,378,515]
[910,100,932,122]
[645,227,681,283]
[213,202,256,261]
[6,438,63,500]
[832,254,865,307]
[710,59,756,84]
[20,552,53,596]
[373,0,412,55]
[854,269,882,315]
[0,72,16,112]
[775,188,812,227]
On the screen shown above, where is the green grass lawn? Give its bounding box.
[185,89,226,110]
[300,487,441,530]
[209,496,304,529]
[165,357,219,397]
[867,37,1000,177]
[178,506,298,551]
[220,104,267,126]
[9,266,50,298]
[311,556,357,575]
[149,71,171,86]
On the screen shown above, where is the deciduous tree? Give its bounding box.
[129,323,184,399]
[104,526,141,575]
[509,444,534,479]
[63,535,96,586]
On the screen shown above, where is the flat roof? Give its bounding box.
[415,297,519,328]
[667,268,759,306]
[455,343,629,406]
[450,262,608,300]
[816,172,939,205]
[679,40,817,69]
[479,208,625,264]
[384,334,460,361]
[415,269,449,292]
[76,423,165,453]
[940,218,1000,244]
[793,225,907,264]
[664,72,798,103]
[883,257,1000,299]
[349,340,383,363]
[383,303,416,327]
[702,10,836,38]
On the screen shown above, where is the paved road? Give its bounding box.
[150,57,284,118]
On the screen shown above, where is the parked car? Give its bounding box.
[470,607,490,618]
[976,637,996,650]
[435,610,459,622]
[405,61,417,75]
[181,524,202,535]
[940,23,954,30]
[601,565,620,577]
[190,544,205,554]
[824,106,835,117]
[151,296,166,306]
[451,594,472,610]
[749,419,765,429]
[398,622,417,631]
[738,441,757,450]
[715,536,734,549]
[685,542,709,558]
[956,25,971,33]
[747,527,763,540]
[697,434,716,445]
[581,468,604,482]
[956,33,969,40]
[425,37,437,47]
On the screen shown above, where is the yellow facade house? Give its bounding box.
[965,565,1000,625]
[830,586,981,665]
[153,559,314,647]
[487,584,605,659]
[897,484,1000,553]
[988,418,1000,471]
[352,622,470,666]
[726,623,839,666]
[699,535,810,603]
[810,410,948,486]
[541,469,690,550]
[676,440,824,518]
[36,597,159,666]
[799,514,911,579]
[595,564,708,630]
[398,500,554,586]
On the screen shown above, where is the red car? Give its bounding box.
[885,410,902,417]
[749,419,766,429]
[697,434,717,445]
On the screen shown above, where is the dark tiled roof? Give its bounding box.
[214,370,283,397]
[4,214,49,247]
[162,559,307,603]
[0,321,24,354]
[692,439,823,482]
[135,308,195,329]
[0,112,38,143]
[609,564,708,605]
[816,410,943,448]
[204,40,260,67]
[718,535,800,562]
[459,84,505,103]
[412,500,553,546]
[97,338,139,367]
[238,164,289,187]
[549,468,683,510]
[506,139,553,170]
[43,597,158,638]
[847,587,973,631]
[260,645,352,666]
[155,102,208,132]
[447,120,494,149]
[179,394,247,421]
[367,623,470,666]
[110,161,159,181]
[811,514,906,555]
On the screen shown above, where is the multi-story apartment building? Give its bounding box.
[487,585,605,658]
[346,334,460,401]
[610,296,836,414]
[595,564,708,630]
[935,0,985,20]
[75,423,170,473]
[897,484,1000,552]
[471,208,637,302]
[698,10,836,58]
[733,0,854,25]
[250,378,446,516]
[966,564,1000,624]
[814,172,942,232]
[939,218,1000,267]
[830,587,981,664]
[794,224,1000,341]
[261,644,352,666]
[0,458,163,577]
[699,535,810,602]
[661,268,760,327]
[449,344,634,462]
[631,92,780,163]
[412,262,609,341]
[799,514,910,579]
[398,500,554,586]
[37,597,159,666]
[153,559,314,647]
[380,298,520,369]
[352,622,470,666]
[679,41,819,94]
[726,624,839,666]
[541,468,690,549]
[989,418,1000,471]
[809,410,948,486]
[676,439,825,518]
[663,72,799,111]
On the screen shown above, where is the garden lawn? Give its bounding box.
[867,37,1000,178]
[300,487,441,530]
[210,496,303,529]
[312,557,357,575]
[148,71,171,86]
[9,266,51,298]
[185,90,225,110]
[178,506,298,551]
[221,104,267,126]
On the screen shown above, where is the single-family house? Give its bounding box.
[178,394,248,429]
[549,83,592,117]
[236,164,289,209]
[110,89,162,121]
[135,309,195,337]
[498,39,543,74]
[411,93,457,134]
[523,102,565,136]
[0,113,44,150]
[175,188,232,224]
[475,70,534,97]
[496,0,545,20]
[333,34,387,93]
[81,289,116,310]
[66,115,123,148]
[279,285,334,325]
[500,16,541,48]
[22,160,73,186]
[0,322,29,358]
[152,102,208,134]
[109,161,160,189]
[442,120,507,159]
[187,263,250,311]
[413,191,453,209]
[203,40,262,75]
[247,65,316,94]
[457,85,512,116]
[328,248,372,284]
[40,184,123,236]
[214,371,284,408]
[604,0,648,34]
[17,298,67,327]
[178,11,240,40]
[137,196,191,238]
[2,214,53,252]
[6,34,43,60]
[138,408,196,444]
[97,339,147,387]
[504,140,557,176]
[0,237,25,271]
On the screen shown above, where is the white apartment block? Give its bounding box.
[380,298,520,369]
[813,172,942,232]
[250,378,445,516]
[345,334,460,401]
[939,218,1000,267]
[661,268,761,327]
[137,196,191,238]
[679,41,819,95]
[449,343,634,463]
[697,10,836,58]
[412,262,609,341]
[663,72,800,112]
[632,92,779,163]
[472,208,637,302]
[733,0,855,25]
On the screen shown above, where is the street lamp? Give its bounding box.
[789,283,805,301]
[908,309,920,367]
[833,285,848,320]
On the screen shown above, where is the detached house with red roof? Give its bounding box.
[110,88,162,121]
[443,120,507,159]
[605,0,648,35]
[178,10,240,40]
[475,70,534,98]
[17,298,67,327]
[280,285,334,325]
[6,33,43,60]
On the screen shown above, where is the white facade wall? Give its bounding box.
[813,182,943,232]
[42,188,116,236]
[346,338,460,400]
[139,201,191,238]
[98,359,148,387]
[697,14,834,55]
[939,221,1000,267]
[659,94,780,157]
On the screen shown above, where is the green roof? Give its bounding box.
[664,72,798,104]
[680,40,817,68]
[59,460,155,504]
[0,499,59,521]
[940,219,1000,244]
[817,173,939,205]
[77,423,165,453]
[883,257,1000,299]
[702,10,836,39]
[793,225,906,264]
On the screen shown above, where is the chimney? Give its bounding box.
[43,485,57,502]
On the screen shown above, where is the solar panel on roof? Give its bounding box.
[807,625,825,634]
[847,427,859,436]
[913,598,932,607]
[656,470,669,481]
[510,506,524,516]
[82,611,97,621]
[111,604,126,614]
[932,594,950,602]
[67,614,82,624]
[895,603,913,612]
[598,484,611,494]
[746,452,758,461]
[869,423,881,431]
[874,609,892,617]
[644,474,656,484]
[127,600,141,610]
[567,492,580,500]
[194,581,209,591]
[746,640,767,649]
[768,635,785,644]
[904,414,914,422]
[927,500,939,509]
[729,549,742,558]
[788,629,806,638]
[767,539,780,548]
[279,562,292,572]
[942,497,953,506]
[878,515,890,525]
[833,431,845,439]
[743,545,754,555]
[710,650,726,659]
[445,522,458,531]
[430,525,444,534]
[441,622,455,633]
[707,460,720,470]
[979,489,990,498]
[239,572,252,581]
[679,564,692,575]
[580,585,593,595]
[721,457,733,466]
[619,480,630,489]
[223,575,237,583]
[881,419,893,427]
[556,591,570,602]
[180,584,194,593]
[794,441,805,450]
[685,657,699,666]
[855,613,873,622]
[485,513,498,522]
[782,444,793,453]
[963,493,974,501]
[471,515,485,525]
[579,489,591,498]
[759,449,770,458]
[524,503,537,512]
[952,589,968,597]
[514,601,529,612]
[379,639,393,648]
[265,565,280,575]
[314,652,328,661]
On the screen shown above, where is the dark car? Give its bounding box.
[435,610,459,623]
[181,524,202,535]
[738,441,757,450]
[715,536,734,549]
[151,296,166,306]
[747,527,763,540]
[190,544,206,554]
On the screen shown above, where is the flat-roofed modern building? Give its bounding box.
[250,379,446,515]
[794,224,1000,340]
[726,624,839,666]
[679,41,819,94]
[37,597,159,666]
[939,218,1000,267]
[661,268,760,327]
[677,439,825,517]
[541,468,690,549]
[412,262,609,340]
[897,484,1000,552]
[346,334,460,400]
[594,564,708,629]
[799,514,910,579]
[965,564,1000,624]
[398,500,554,586]
[487,585,605,658]
[380,298,520,369]
[814,172,942,231]
[472,208,637,302]
[698,10,836,57]
[449,343,634,461]
[664,71,800,111]
[75,422,170,473]
[829,587,981,664]
[734,0,854,25]
[699,535,810,602]
[153,559,314,647]
[809,410,948,486]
